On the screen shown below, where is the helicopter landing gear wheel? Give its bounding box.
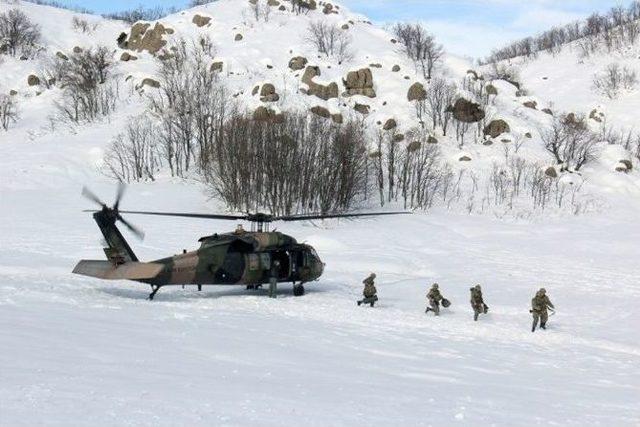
[148,285,162,300]
[293,283,305,297]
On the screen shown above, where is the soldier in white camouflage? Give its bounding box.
[357,273,378,307]
[531,288,554,332]
[425,283,444,315]
[470,284,488,321]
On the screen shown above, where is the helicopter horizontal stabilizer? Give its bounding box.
[73,260,164,280]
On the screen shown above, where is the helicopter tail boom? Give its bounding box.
[73,260,164,281]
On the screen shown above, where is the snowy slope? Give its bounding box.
[1,1,640,426]
[504,38,640,130]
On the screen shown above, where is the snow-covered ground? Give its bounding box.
[1,109,639,427]
[1,1,640,425]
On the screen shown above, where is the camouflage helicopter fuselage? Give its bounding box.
[146,230,324,287]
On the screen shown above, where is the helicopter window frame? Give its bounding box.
[259,253,271,270]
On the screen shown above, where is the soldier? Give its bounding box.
[470,284,488,321]
[425,283,446,316]
[357,273,378,307]
[531,288,555,332]
[268,260,280,298]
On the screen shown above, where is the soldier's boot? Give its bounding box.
[425,307,431,313]
[474,312,479,321]
[540,322,546,330]
[370,301,375,307]
[532,317,538,333]
[434,307,440,316]
[483,304,489,314]
[357,300,362,306]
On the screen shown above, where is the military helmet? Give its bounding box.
[432,283,439,289]
[371,273,377,278]
[475,284,481,290]
[539,287,546,294]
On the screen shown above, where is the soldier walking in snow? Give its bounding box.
[426,283,449,315]
[470,284,488,321]
[268,260,280,298]
[357,273,378,307]
[530,288,555,332]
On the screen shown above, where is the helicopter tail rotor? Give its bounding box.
[81,184,145,240]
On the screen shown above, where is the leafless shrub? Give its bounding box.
[483,1,640,63]
[306,21,353,62]
[71,16,96,34]
[189,0,217,5]
[0,9,41,57]
[421,77,456,135]
[53,46,118,123]
[249,0,272,23]
[0,94,19,131]
[542,115,600,171]
[148,38,226,177]
[102,6,177,23]
[104,115,162,183]
[392,23,443,79]
[201,112,369,215]
[592,63,638,99]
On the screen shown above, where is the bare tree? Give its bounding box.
[104,115,162,183]
[393,23,443,79]
[306,21,353,62]
[592,63,638,99]
[249,0,271,22]
[542,115,600,171]
[0,94,19,131]
[423,77,456,135]
[0,9,41,57]
[53,46,118,123]
[71,16,96,34]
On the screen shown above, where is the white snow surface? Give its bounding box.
[1,1,640,426]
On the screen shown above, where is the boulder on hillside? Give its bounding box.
[616,160,633,173]
[392,64,400,72]
[210,61,223,72]
[310,105,331,119]
[123,22,170,54]
[483,119,510,138]
[354,103,370,115]
[448,99,485,123]
[407,82,427,101]
[523,101,537,109]
[259,83,280,102]
[9,90,18,96]
[485,84,498,96]
[56,51,68,61]
[140,78,161,89]
[192,14,211,27]
[301,66,339,100]
[27,75,40,86]
[323,3,337,14]
[343,68,376,98]
[235,33,244,41]
[331,113,343,124]
[427,136,438,144]
[383,118,397,130]
[120,52,137,62]
[542,108,553,116]
[545,167,558,178]
[289,56,308,71]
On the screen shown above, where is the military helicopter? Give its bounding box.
[73,185,409,300]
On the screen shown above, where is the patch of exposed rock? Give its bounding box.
[343,68,375,98]
[448,99,485,123]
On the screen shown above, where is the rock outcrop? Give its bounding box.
[483,119,510,138]
[448,99,485,123]
[301,66,339,100]
[343,68,376,98]
[407,82,427,102]
[123,22,171,54]
[289,56,308,71]
[192,15,211,27]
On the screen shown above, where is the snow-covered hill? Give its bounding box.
[1,1,640,425]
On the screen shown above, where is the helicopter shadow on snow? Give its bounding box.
[98,283,330,302]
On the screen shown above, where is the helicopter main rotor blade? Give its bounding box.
[275,211,412,222]
[117,215,145,240]
[114,182,126,211]
[81,186,106,207]
[118,211,249,221]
